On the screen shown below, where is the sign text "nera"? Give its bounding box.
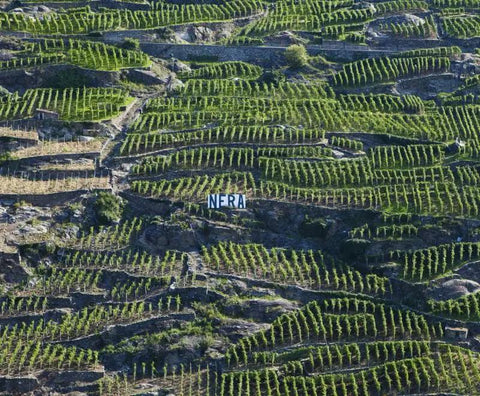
[208,194,246,209]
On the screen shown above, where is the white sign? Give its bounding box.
[208,194,246,209]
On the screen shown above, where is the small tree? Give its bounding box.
[285,44,308,68]
[94,192,123,225]
[122,38,140,51]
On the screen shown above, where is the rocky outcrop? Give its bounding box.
[58,311,195,349]
[167,59,191,73]
[0,251,29,283]
[169,22,236,43]
[396,74,462,99]
[429,278,480,300]
[217,318,269,342]
[187,26,216,42]
[265,31,304,46]
[141,222,199,252]
[454,262,480,287]
[222,297,299,322]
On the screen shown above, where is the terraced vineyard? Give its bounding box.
[0,0,478,395]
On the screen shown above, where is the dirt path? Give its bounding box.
[102,91,165,193]
[110,97,143,133]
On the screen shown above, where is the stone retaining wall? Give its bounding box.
[372,37,480,52]
[0,64,120,92]
[0,376,39,393]
[0,188,110,206]
[127,38,480,65]
[10,151,100,167]
[138,42,393,65]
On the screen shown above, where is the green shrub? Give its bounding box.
[0,151,13,164]
[121,38,140,51]
[13,200,31,209]
[94,192,123,224]
[285,44,309,68]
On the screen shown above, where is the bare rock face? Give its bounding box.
[218,319,270,342]
[265,31,302,46]
[188,25,216,42]
[167,78,184,91]
[430,278,480,300]
[35,5,51,12]
[455,261,480,284]
[0,37,24,51]
[396,74,462,99]
[352,1,376,11]
[142,223,198,252]
[223,298,299,322]
[387,13,424,25]
[369,13,424,30]
[171,22,235,43]
[11,5,51,14]
[168,59,191,73]
[11,205,51,223]
[453,57,480,76]
[0,50,13,61]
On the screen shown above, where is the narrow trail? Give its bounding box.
[111,98,142,133]
[101,92,162,193]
